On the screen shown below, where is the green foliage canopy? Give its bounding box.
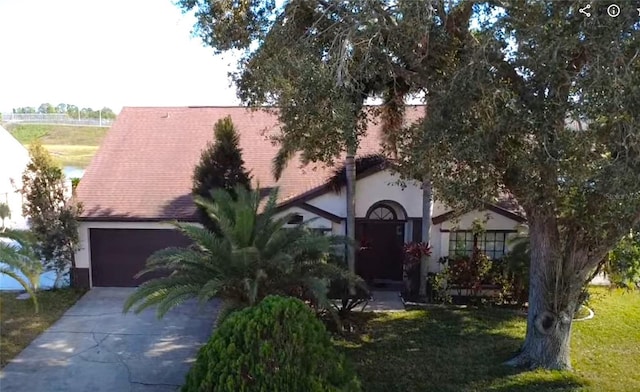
[12,103,117,119]
[182,295,361,392]
[400,1,640,369]
[192,116,251,233]
[20,143,82,277]
[176,0,442,171]
[607,230,640,290]
[409,1,640,280]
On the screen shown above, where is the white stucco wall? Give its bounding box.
[273,206,333,229]
[307,170,449,219]
[306,186,346,217]
[429,224,444,271]
[355,172,422,217]
[0,126,30,229]
[333,221,345,236]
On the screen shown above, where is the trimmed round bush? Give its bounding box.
[182,296,361,392]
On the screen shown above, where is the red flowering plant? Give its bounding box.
[446,247,492,297]
[403,242,432,267]
[402,242,432,297]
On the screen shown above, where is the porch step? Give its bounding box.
[369,280,404,292]
[365,290,404,312]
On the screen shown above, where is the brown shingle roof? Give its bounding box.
[77,106,425,221]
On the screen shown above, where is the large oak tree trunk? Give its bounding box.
[419,179,433,297]
[506,211,581,370]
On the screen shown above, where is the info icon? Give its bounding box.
[607,4,621,18]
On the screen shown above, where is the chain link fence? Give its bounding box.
[1,113,113,127]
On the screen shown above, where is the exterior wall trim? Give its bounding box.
[299,203,343,223]
[432,204,526,225]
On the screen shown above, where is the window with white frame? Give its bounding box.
[448,231,509,260]
[367,205,396,220]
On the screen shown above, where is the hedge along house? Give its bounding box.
[73,107,525,288]
[0,125,30,230]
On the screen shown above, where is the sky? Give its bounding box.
[0,0,240,114]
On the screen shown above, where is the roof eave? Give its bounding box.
[78,216,199,223]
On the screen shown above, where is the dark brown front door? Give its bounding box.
[90,228,191,287]
[355,221,405,282]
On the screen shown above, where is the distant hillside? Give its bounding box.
[5,123,109,145]
[4,123,109,168]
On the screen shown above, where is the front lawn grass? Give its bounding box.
[337,288,639,392]
[0,289,85,368]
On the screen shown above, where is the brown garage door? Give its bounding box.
[90,228,191,287]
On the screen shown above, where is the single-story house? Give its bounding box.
[0,125,29,230]
[73,107,525,288]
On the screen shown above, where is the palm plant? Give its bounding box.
[0,230,43,312]
[501,233,530,305]
[503,230,596,309]
[124,186,360,321]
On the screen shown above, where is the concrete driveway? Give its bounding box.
[0,288,219,392]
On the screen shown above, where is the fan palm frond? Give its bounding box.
[0,267,39,312]
[272,141,297,181]
[123,275,205,317]
[173,222,231,255]
[124,186,359,320]
[0,230,43,312]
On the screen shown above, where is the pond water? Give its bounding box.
[63,166,85,179]
[0,268,66,291]
[0,234,70,292]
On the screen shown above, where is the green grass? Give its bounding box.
[337,288,640,392]
[40,145,100,168]
[0,289,85,368]
[5,123,109,145]
[5,123,108,168]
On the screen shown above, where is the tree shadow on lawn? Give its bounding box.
[337,308,584,392]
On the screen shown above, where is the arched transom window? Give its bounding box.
[367,204,396,220]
